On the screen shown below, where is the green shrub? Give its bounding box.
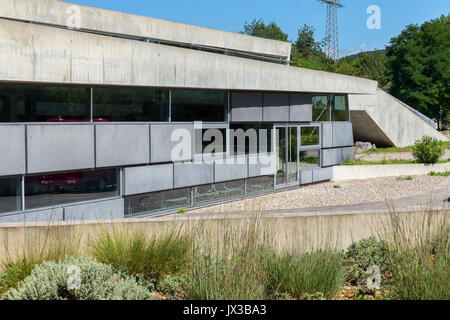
[265,250,344,299]
[344,237,392,288]
[90,229,190,283]
[3,256,151,300]
[412,136,445,164]
[158,273,188,300]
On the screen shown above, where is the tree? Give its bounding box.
[355,51,389,90]
[386,14,450,128]
[241,19,289,42]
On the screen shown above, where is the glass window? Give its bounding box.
[301,126,320,147]
[230,123,273,155]
[312,96,330,122]
[0,177,22,213]
[195,128,227,155]
[0,85,90,122]
[25,169,119,210]
[93,87,169,122]
[299,150,320,169]
[331,95,349,121]
[193,180,245,205]
[246,176,274,195]
[125,188,191,216]
[171,90,228,122]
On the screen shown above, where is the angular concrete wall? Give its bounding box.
[0,125,25,176]
[0,19,377,94]
[0,0,292,60]
[349,89,448,147]
[96,124,150,167]
[27,125,94,173]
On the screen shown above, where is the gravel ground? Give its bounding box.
[188,175,450,214]
[356,149,450,162]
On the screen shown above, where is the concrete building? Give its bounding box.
[0,0,445,222]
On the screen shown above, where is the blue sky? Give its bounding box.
[67,0,449,57]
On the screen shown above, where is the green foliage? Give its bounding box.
[89,229,191,283]
[428,171,450,177]
[265,250,344,299]
[158,274,188,300]
[341,159,419,166]
[3,256,151,300]
[241,18,288,41]
[412,136,445,164]
[0,258,40,295]
[344,237,392,288]
[386,14,450,128]
[355,51,389,89]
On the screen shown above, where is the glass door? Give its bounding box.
[275,125,299,188]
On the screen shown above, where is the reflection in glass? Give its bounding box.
[193,180,245,205]
[93,87,169,121]
[171,90,228,122]
[301,126,320,146]
[299,150,320,169]
[246,176,274,195]
[25,169,119,210]
[0,177,22,213]
[331,95,349,121]
[276,127,287,185]
[125,188,191,216]
[288,127,298,183]
[312,96,330,122]
[0,85,90,122]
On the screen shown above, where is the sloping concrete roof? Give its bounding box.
[0,0,292,60]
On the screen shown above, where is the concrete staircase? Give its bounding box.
[349,89,448,147]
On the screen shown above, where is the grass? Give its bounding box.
[428,171,450,177]
[382,211,449,300]
[362,140,450,154]
[341,158,449,166]
[89,227,191,283]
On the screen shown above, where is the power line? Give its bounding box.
[317,0,343,61]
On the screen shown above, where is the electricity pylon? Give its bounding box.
[317,0,343,61]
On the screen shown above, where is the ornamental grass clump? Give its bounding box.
[89,227,191,283]
[3,256,151,300]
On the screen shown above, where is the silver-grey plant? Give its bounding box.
[3,256,152,300]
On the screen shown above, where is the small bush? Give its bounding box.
[265,250,344,299]
[3,256,151,300]
[344,237,392,288]
[90,229,190,283]
[158,274,188,300]
[412,136,444,164]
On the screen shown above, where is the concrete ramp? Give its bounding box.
[349,89,448,147]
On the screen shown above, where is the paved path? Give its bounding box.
[356,149,450,162]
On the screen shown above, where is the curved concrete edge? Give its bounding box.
[332,162,450,181]
[349,89,448,147]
